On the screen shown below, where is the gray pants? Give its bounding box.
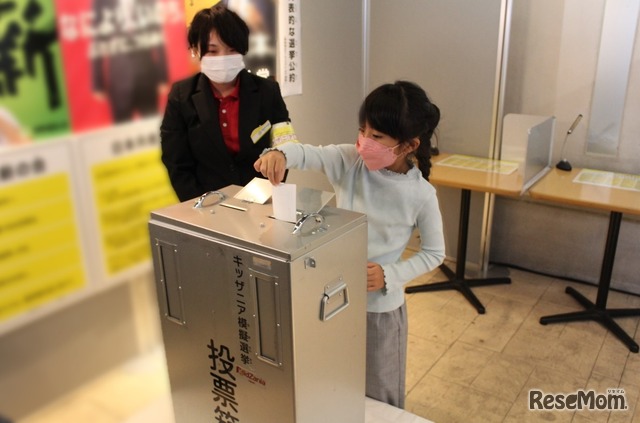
[365,302,408,409]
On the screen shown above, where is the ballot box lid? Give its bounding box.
[149,185,367,261]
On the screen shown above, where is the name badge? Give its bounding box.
[251,120,271,144]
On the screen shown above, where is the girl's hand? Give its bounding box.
[254,150,286,185]
[367,262,385,292]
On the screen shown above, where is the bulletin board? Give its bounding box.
[0,0,292,335]
[0,140,88,334]
[0,0,191,335]
[73,118,178,285]
[0,119,179,335]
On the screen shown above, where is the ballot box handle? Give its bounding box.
[292,212,324,235]
[320,280,350,321]
[193,191,226,208]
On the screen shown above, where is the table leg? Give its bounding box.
[539,211,640,353]
[405,189,511,314]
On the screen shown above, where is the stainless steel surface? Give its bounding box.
[149,185,368,423]
[151,185,365,261]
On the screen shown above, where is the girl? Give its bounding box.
[254,80,445,408]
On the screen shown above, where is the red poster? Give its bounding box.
[55,0,193,133]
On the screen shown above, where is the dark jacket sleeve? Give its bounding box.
[160,80,204,202]
[268,80,290,129]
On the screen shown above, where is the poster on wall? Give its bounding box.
[55,0,192,133]
[186,0,278,81]
[0,140,88,334]
[225,0,278,80]
[184,0,220,26]
[74,118,178,284]
[278,0,302,96]
[0,0,71,142]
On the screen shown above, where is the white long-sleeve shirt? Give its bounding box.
[277,142,445,313]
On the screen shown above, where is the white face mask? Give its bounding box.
[200,54,245,84]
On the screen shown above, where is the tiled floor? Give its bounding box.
[18,262,640,423]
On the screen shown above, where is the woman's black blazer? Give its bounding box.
[160,70,290,202]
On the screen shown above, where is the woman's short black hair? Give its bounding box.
[187,4,250,58]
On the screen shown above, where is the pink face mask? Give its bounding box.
[356,133,400,171]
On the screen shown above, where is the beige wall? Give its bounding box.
[505,0,640,173]
[493,0,640,294]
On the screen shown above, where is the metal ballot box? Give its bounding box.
[149,185,367,423]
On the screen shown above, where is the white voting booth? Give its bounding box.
[501,113,556,193]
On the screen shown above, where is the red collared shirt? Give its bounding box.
[211,79,240,154]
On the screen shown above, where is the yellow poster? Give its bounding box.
[184,0,220,26]
[91,148,177,276]
[75,120,177,283]
[0,173,86,322]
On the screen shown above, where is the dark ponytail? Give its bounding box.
[415,102,440,180]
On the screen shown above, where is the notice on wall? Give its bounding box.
[0,141,86,326]
[278,0,302,96]
[76,118,178,283]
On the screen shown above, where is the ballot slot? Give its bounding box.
[155,240,186,325]
[219,196,250,212]
[250,269,283,367]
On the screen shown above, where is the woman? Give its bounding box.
[160,4,290,202]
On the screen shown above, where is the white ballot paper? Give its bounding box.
[233,177,273,203]
[272,183,297,222]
